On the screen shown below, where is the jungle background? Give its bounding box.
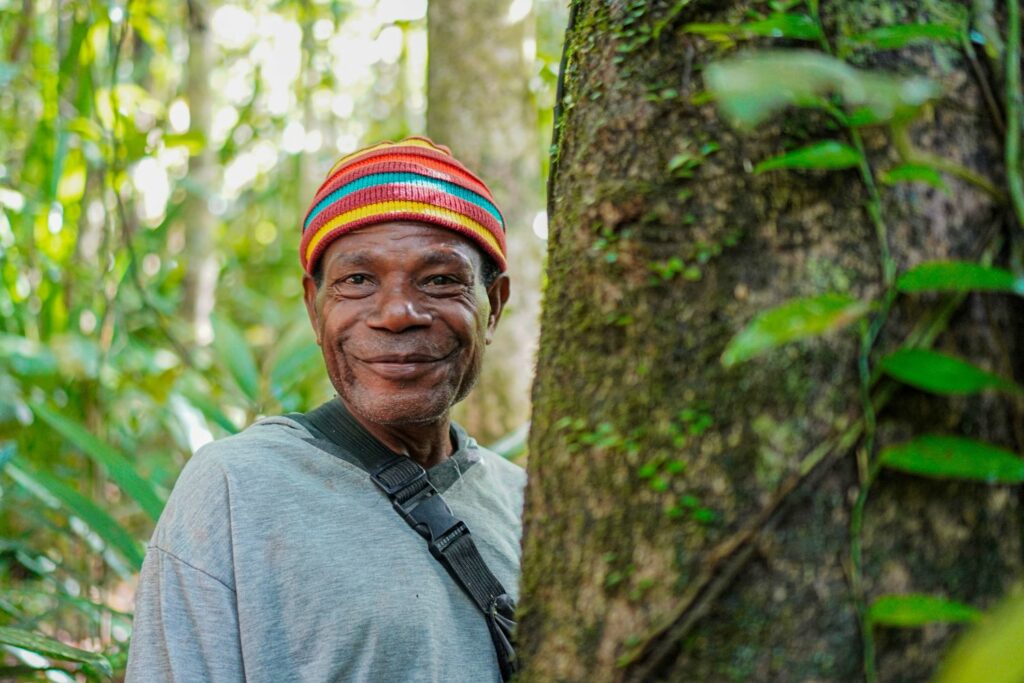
[1,0,1024,680]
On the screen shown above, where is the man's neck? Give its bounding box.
[342,401,454,469]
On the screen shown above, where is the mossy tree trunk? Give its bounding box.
[427,0,544,444]
[519,1,1024,681]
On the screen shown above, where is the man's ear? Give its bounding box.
[484,273,510,344]
[302,274,323,346]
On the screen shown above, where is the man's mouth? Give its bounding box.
[354,350,455,380]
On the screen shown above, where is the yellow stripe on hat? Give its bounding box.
[327,139,445,178]
[304,200,502,263]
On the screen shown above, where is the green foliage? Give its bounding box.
[685,12,823,42]
[936,590,1024,683]
[0,626,112,679]
[31,403,165,520]
[880,349,1023,397]
[753,140,862,173]
[704,50,939,128]
[721,293,872,366]
[879,164,949,193]
[868,594,980,627]
[845,23,962,51]
[879,436,1024,483]
[896,261,1024,294]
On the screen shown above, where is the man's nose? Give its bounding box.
[367,284,432,332]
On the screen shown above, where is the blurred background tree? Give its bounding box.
[0,0,563,678]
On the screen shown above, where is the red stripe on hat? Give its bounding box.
[304,183,503,240]
[301,213,508,276]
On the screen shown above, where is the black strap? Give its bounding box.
[290,400,518,681]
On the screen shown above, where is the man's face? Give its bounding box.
[302,221,509,427]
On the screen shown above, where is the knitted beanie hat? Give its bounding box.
[300,137,507,277]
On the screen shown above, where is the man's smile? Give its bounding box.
[353,349,457,380]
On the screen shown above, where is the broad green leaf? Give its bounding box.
[869,594,980,627]
[754,141,862,173]
[937,590,1024,683]
[176,388,239,434]
[31,403,164,521]
[0,62,16,89]
[0,626,112,677]
[847,23,962,50]
[686,13,822,41]
[212,315,261,405]
[705,50,939,127]
[880,435,1024,483]
[880,164,949,193]
[897,261,1023,294]
[721,293,872,366]
[4,463,144,570]
[270,340,323,402]
[880,348,1023,396]
[0,334,58,377]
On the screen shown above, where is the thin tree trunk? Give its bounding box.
[519,1,1024,680]
[182,0,218,345]
[427,0,543,444]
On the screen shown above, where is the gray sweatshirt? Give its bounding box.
[126,415,526,682]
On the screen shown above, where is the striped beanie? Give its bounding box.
[300,137,507,276]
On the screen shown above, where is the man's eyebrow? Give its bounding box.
[417,250,473,269]
[328,251,375,267]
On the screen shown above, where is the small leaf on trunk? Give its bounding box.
[897,261,1023,294]
[721,293,871,366]
[869,594,980,627]
[880,348,1023,396]
[880,435,1024,483]
[754,141,862,173]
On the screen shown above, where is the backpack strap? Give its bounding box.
[289,400,518,681]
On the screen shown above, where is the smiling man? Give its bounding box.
[126,138,526,682]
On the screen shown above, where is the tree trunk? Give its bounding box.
[427,0,543,444]
[182,0,218,345]
[519,1,1024,681]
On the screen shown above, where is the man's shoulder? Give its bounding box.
[188,415,313,469]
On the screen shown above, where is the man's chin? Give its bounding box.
[340,389,454,428]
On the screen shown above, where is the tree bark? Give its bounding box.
[519,1,1024,681]
[427,0,544,444]
[182,0,218,345]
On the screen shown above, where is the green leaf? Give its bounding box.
[880,435,1024,483]
[4,463,145,570]
[879,163,949,193]
[163,131,206,154]
[847,23,962,50]
[937,591,1024,683]
[754,140,862,173]
[0,334,58,377]
[705,50,940,128]
[487,422,530,461]
[686,13,823,41]
[212,315,261,405]
[869,594,980,627]
[896,261,1023,294]
[176,387,239,434]
[721,293,872,366]
[0,626,112,677]
[880,348,1023,396]
[269,340,323,402]
[31,403,164,521]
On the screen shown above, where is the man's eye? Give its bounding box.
[426,275,457,286]
[344,274,368,285]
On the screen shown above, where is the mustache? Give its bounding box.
[337,336,456,361]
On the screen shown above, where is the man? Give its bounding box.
[126,137,526,682]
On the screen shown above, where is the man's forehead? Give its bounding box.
[321,223,482,267]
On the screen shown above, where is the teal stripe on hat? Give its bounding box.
[303,172,503,231]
